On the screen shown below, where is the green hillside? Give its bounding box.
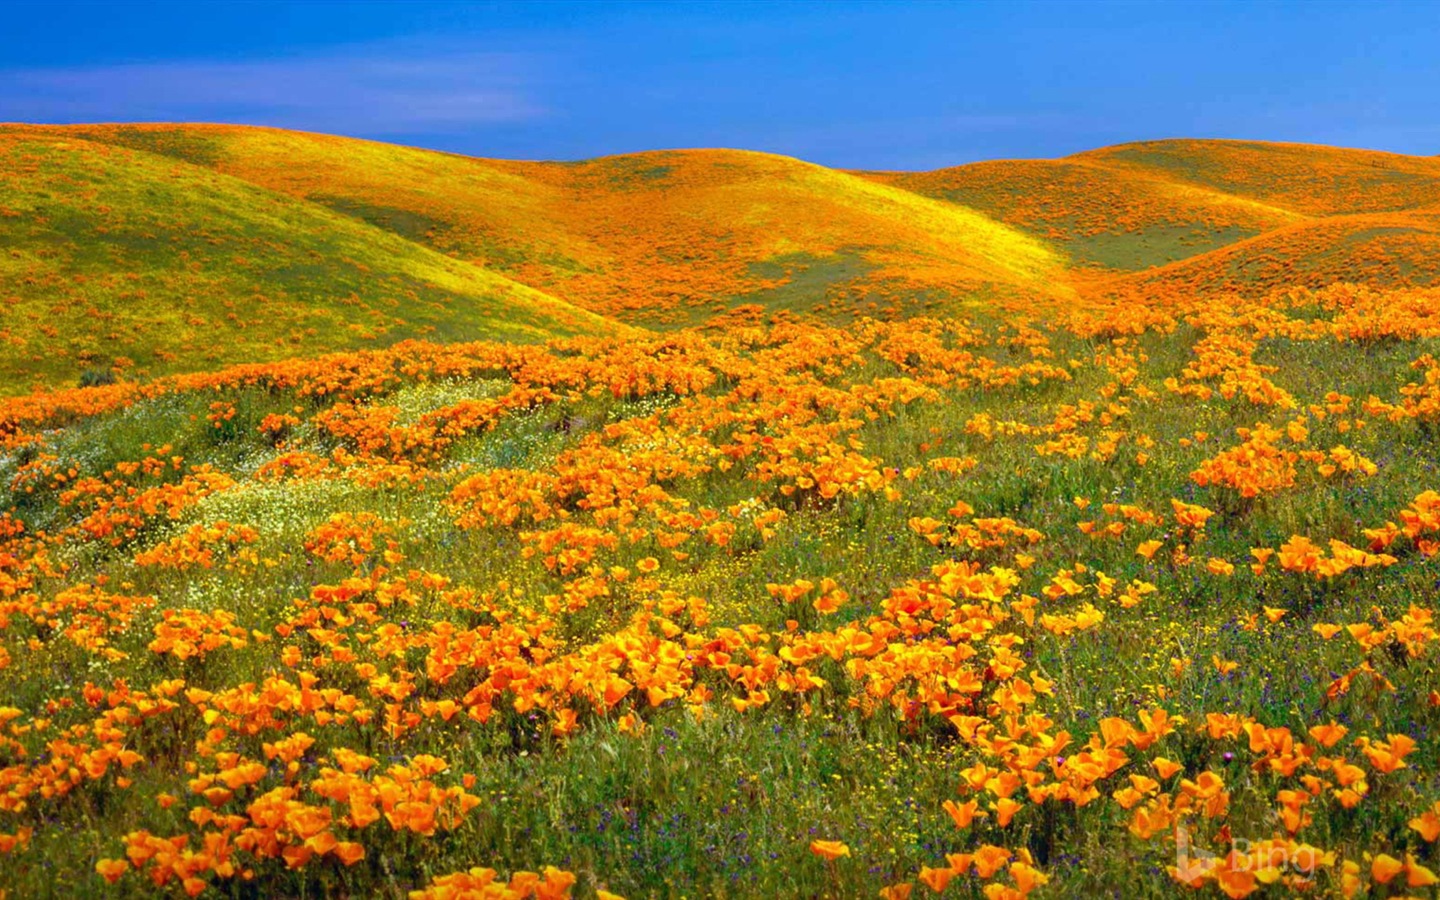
[0,128,619,391]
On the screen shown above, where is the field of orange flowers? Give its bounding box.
[0,280,1438,897]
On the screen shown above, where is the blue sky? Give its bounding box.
[2,0,1438,169]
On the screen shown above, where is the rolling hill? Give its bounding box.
[1078,138,1440,216]
[4,124,1440,391]
[37,123,1070,325]
[861,156,1304,271]
[1079,207,1440,298]
[864,138,1440,287]
[0,127,620,390]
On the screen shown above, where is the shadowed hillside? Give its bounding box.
[863,157,1303,271]
[1079,138,1440,215]
[866,138,1440,289]
[1080,208,1440,299]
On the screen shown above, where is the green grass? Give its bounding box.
[9,124,1440,897]
[5,312,1440,896]
[1065,223,1260,271]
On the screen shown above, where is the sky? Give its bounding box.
[2,0,1438,170]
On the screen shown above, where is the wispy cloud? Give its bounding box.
[0,43,545,135]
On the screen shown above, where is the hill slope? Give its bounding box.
[863,157,1305,271]
[864,138,1440,290]
[40,124,1071,325]
[6,125,1440,392]
[1078,138,1440,215]
[1079,208,1440,299]
[0,127,619,389]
